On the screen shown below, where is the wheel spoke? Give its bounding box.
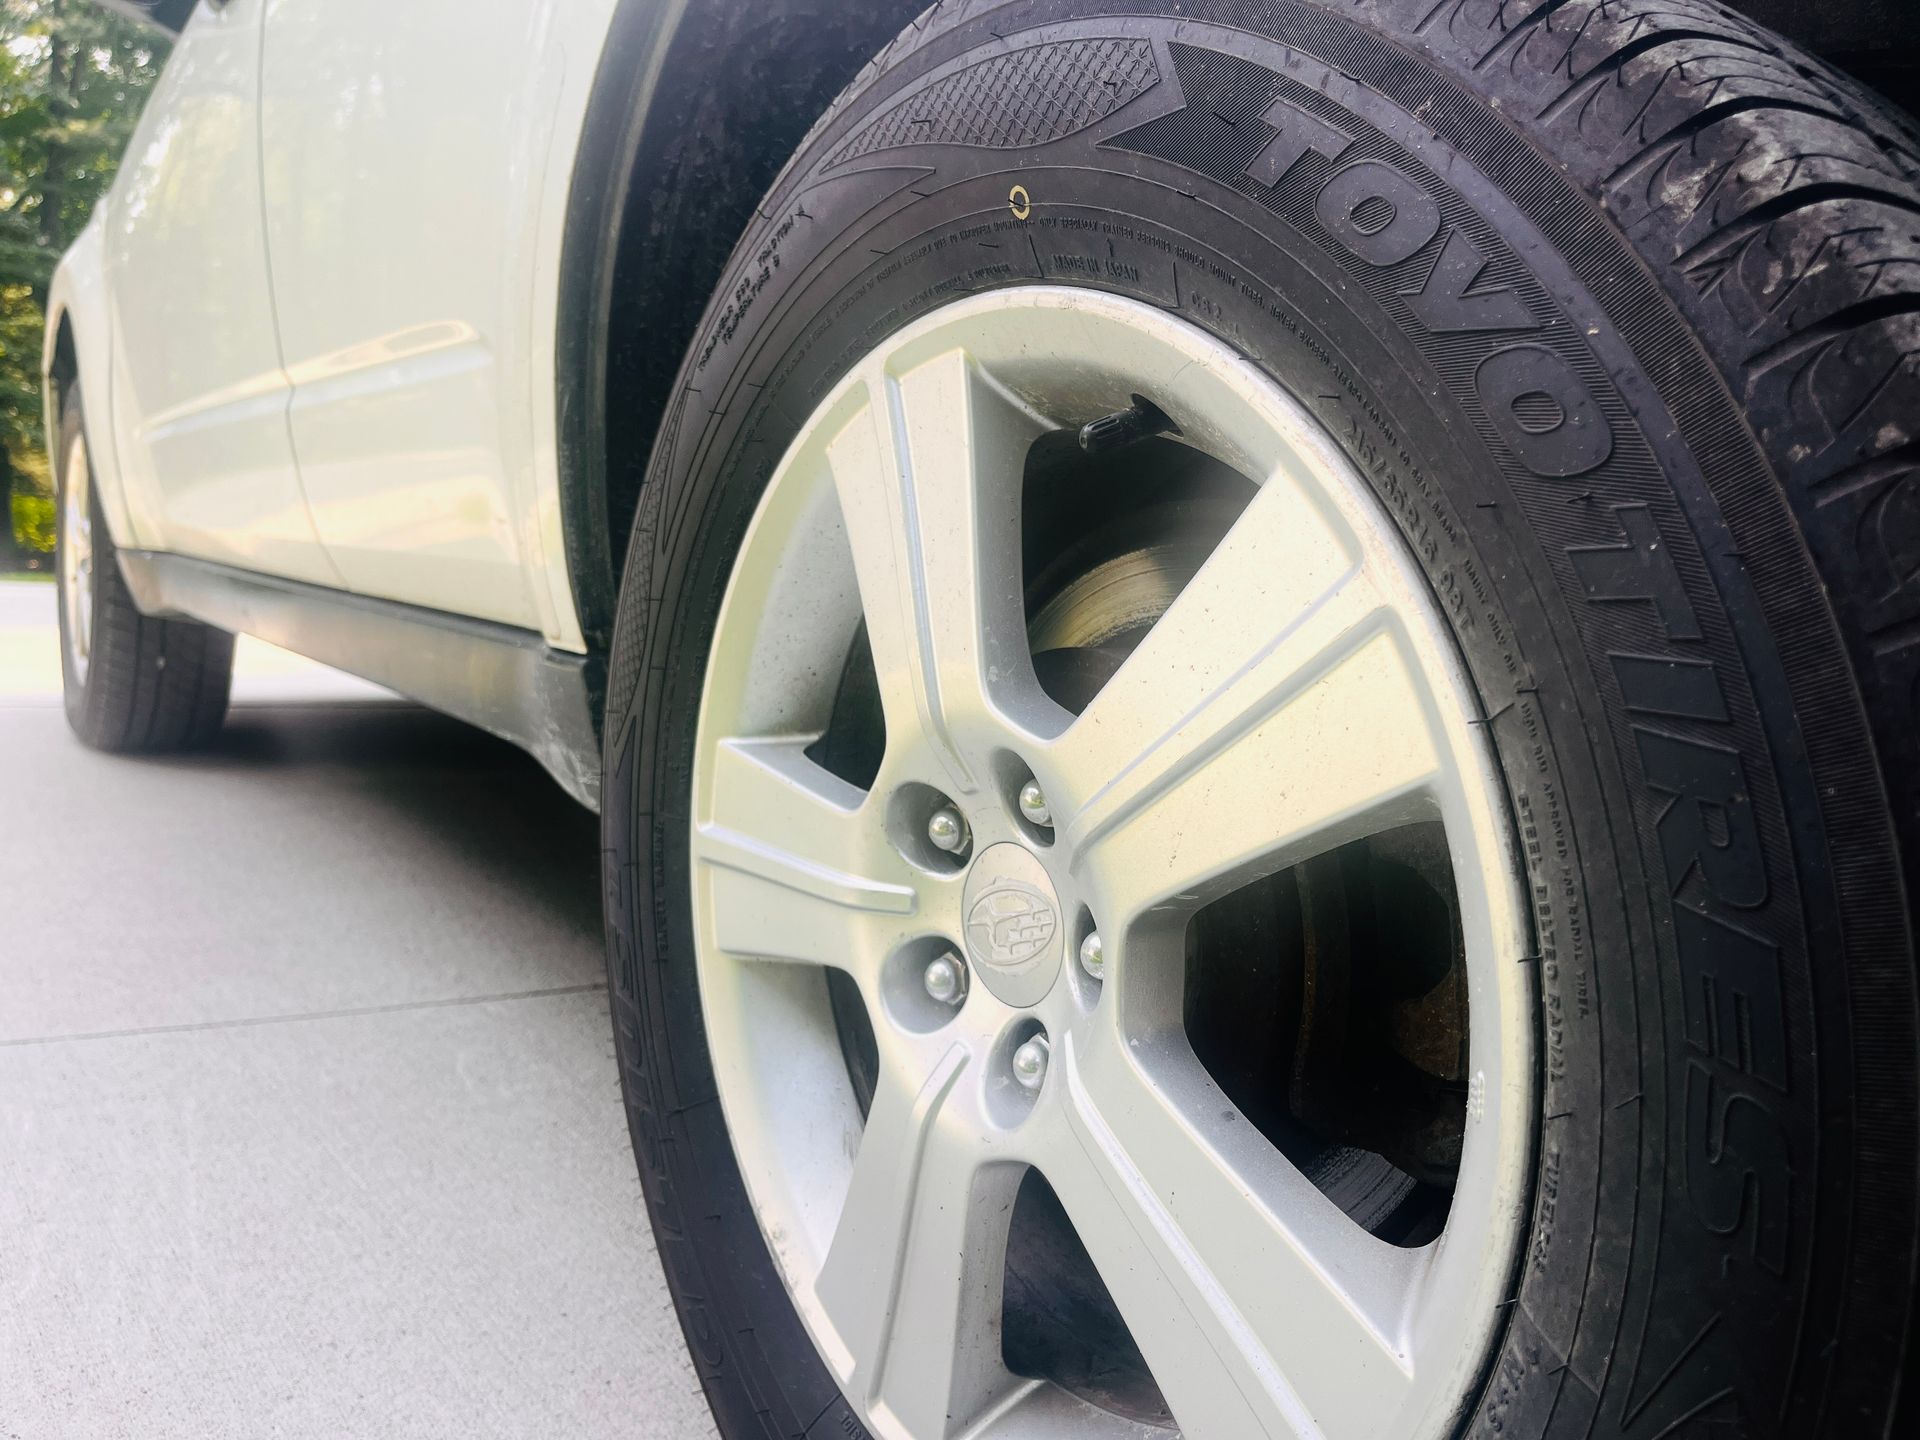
[1044,1029,1422,1438]
[1043,472,1444,914]
[827,346,1049,793]
[812,1045,1026,1437]
[693,737,917,969]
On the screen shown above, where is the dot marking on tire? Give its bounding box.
[1008,183,1031,220]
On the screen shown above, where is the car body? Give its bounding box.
[39,0,936,804]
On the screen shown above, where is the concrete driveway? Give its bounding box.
[0,579,713,1439]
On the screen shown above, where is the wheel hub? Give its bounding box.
[960,841,1063,1007]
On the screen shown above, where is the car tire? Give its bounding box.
[55,386,234,753]
[600,3,1920,1436]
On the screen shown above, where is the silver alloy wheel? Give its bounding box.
[60,428,94,685]
[691,289,1534,1439]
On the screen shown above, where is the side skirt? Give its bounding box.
[117,550,604,810]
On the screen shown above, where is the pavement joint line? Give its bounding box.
[0,983,605,1049]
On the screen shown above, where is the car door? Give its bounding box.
[256,0,592,633]
[103,0,338,585]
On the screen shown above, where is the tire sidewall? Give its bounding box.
[601,5,1915,1436]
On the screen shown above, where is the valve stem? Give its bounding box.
[1078,393,1179,454]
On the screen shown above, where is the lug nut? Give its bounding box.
[1079,930,1105,981]
[1017,780,1052,827]
[1011,1033,1051,1091]
[923,951,968,1006]
[927,806,969,854]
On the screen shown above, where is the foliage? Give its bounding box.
[0,279,42,541]
[0,0,168,563]
[11,466,52,557]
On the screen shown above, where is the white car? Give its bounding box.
[43,1,1920,1437]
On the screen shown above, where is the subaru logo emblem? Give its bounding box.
[965,882,1057,967]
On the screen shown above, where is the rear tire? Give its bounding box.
[602,3,1920,1436]
[55,387,234,753]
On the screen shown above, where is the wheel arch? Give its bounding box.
[46,309,77,398]
[553,0,927,653]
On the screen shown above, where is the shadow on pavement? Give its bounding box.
[150,701,607,958]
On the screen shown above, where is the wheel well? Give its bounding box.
[554,0,1920,655]
[48,311,78,404]
[1736,1,1920,113]
[556,0,925,652]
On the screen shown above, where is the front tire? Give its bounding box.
[55,387,234,753]
[602,4,1920,1436]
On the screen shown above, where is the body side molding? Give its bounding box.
[116,550,604,809]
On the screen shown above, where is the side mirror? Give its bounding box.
[86,1,199,37]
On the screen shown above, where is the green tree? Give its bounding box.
[0,0,168,567]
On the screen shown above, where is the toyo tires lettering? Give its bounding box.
[1314,159,1440,267]
[1245,95,1791,1270]
[1473,347,1612,477]
[1248,96,1609,479]
[1577,511,1794,1276]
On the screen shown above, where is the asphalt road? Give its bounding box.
[0,580,714,1439]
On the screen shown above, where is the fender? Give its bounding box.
[41,215,142,552]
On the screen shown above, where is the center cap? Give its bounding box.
[960,841,1063,1008]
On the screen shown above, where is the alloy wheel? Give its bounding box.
[690,288,1534,1438]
